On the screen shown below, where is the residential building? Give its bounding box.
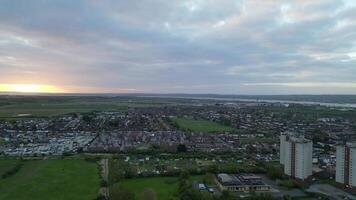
[336,142,356,188]
[280,132,292,165]
[280,133,313,180]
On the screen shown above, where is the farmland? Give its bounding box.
[0,159,100,200]
[0,96,172,118]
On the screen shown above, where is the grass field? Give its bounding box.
[0,96,172,118]
[171,117,238,133]
[0,159,100,200]
[115,177,179,200]
[111,175,204,200]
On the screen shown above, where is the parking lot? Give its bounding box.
[307,184,356,200]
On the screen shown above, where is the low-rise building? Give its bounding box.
[216,173,270,192]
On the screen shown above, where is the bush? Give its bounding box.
[278,179,300,189]
[266,164,284,180]
[100,180,108,187]
[95,194,106,200]
[1,163,23,179]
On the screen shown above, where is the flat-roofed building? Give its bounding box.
[216,173,270,192]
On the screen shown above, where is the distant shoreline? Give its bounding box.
[139,95,356,108]
[1,93,356,107]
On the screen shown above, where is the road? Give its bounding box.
[307,184,356,200]
[99,158,109,199]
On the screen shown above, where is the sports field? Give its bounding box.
[0,159,100,200]
[171,117,238,133]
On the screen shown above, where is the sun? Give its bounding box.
[0,84,64,93]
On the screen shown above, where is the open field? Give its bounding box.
[110,175,205,200]
[0,103,128,118]
[0,159,100,200]
[0,96,173,118]
[114,176,179,200]
[171,117,238,133]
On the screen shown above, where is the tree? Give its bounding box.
[201,192,214,200]
[180,189,202,200]
[177,144,187,153]
[207,164,218,174]
[266,164,284,180]
[220,191,234,200]
[178,170,191,194]
[203,173,214,185]
[179,170,191,180]
[82,115,93,123]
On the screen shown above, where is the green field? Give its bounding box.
[0,96,172,118]
[171,117,238,133]
[113,177,179,200]
[111,175,205,200]
[0,159,100,200]
[0,102,131,118]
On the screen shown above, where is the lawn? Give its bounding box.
[0,159,100,200]
[171,117,238,133]
[111,175,204,200]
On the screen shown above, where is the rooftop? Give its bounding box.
[217,173,266,186]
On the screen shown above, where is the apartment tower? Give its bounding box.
[336,142,356,188]
[280,133,313,180]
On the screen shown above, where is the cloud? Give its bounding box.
[0,0,355,94]
[243,82,356,88]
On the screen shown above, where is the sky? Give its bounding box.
[0,0,356,94]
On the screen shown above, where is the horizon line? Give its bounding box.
[1,92,356,96]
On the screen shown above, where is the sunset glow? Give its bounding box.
[0,1,356,94]
[0,84,64,93]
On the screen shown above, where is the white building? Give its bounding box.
[336,142,356,187]
[280,133,313,180]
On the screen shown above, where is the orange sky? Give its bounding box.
[0,84,141,94]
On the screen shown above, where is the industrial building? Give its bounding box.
[216,173,270,192]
